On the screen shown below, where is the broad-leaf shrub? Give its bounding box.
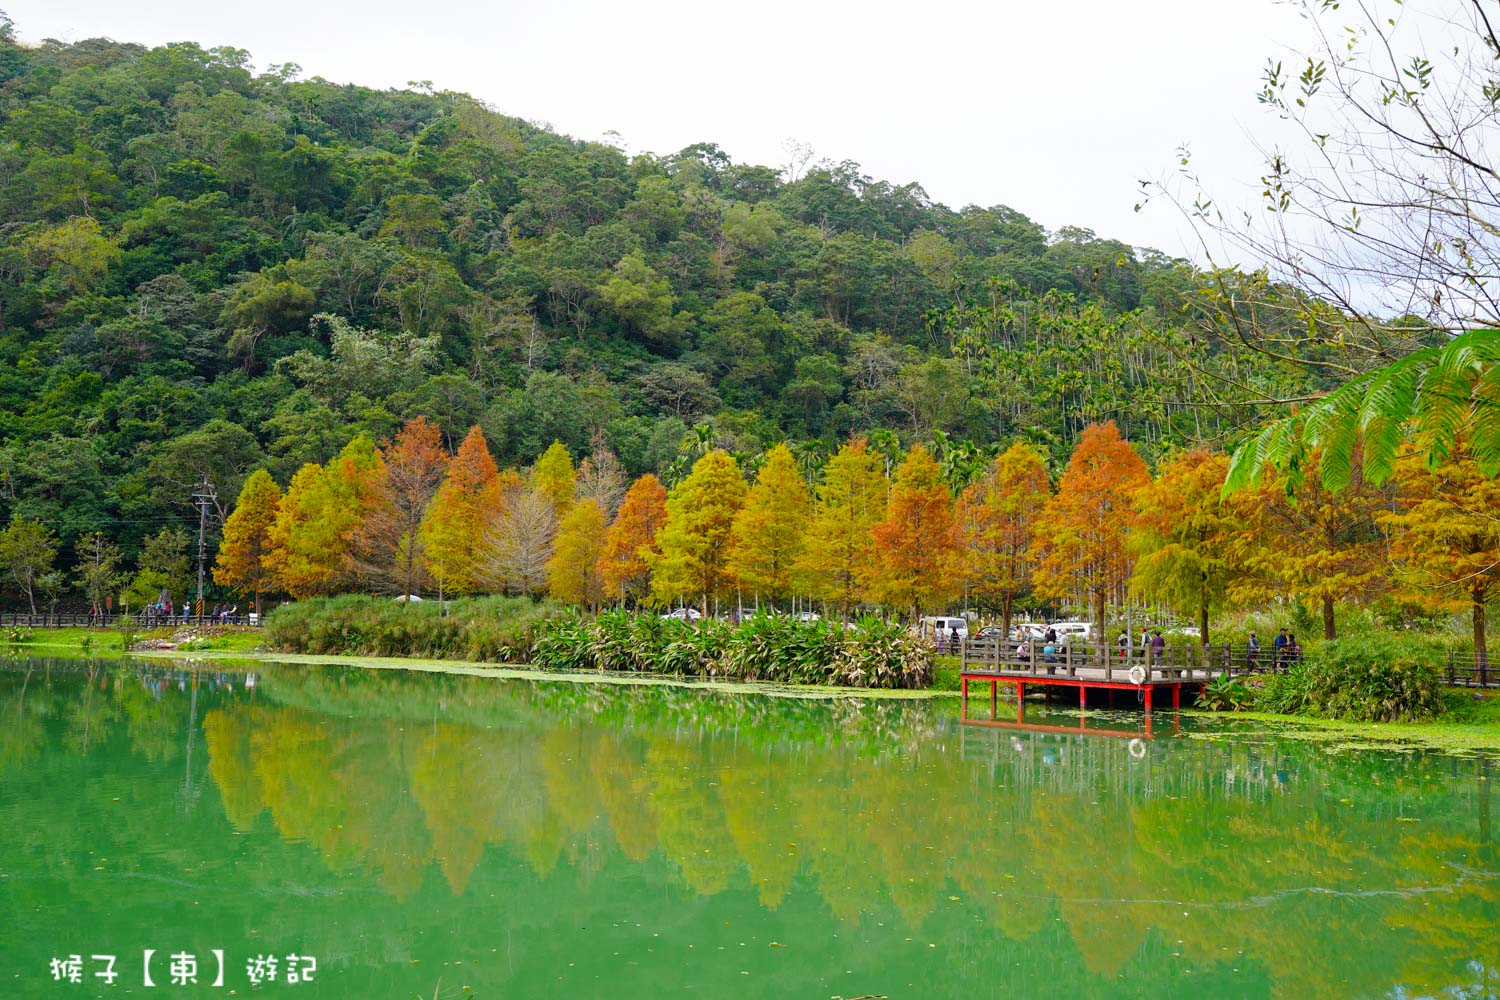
[532,612,932,689]
[1293,634,1446,722]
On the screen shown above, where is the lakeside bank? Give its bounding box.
[7,623,1500,752]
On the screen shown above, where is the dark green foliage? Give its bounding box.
[1291,635,1447,723]
[1238,634,1448,722]
[0,22,1321,604]
[1197,674,1255,712]
[530,611,932,689]
[263,594,566,663]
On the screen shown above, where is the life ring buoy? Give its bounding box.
[1128,738,1147,759]
[1127,664,1147,686]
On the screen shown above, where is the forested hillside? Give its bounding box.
[0,19,1321,580]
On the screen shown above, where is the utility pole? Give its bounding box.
[192,477,217,620]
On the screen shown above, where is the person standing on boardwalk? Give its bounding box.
[1273,628,1289,668]
[1247,631,1261,670]
[1150,630,1166,659]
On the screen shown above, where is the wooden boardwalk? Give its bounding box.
[958,637,1243,715]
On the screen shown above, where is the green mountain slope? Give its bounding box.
[0,22,1312,565]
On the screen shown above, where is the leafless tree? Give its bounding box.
[575,439,627,518]
[481,487,556,597]
[1142,0,1500,383]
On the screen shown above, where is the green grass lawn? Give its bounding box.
[2,624,264,656]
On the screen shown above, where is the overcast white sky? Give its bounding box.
[13,0,1309,260]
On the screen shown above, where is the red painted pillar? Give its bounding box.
[1172,684,1181,709]
[990,679,998,719]
[1015,682,1025,723]
[1144,686,1154,714]
[1080,686,1087,709]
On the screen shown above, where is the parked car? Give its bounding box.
[660,607,702,621]
[976,624,1007,638]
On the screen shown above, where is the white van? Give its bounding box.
[1048,621,1093,641]
[922,616,969,643]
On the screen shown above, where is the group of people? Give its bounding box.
[1115,629,1169,657]
[1246,628,1301,671]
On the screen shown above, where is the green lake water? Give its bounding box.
[1,657,1496,999]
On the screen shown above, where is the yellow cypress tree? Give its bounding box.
[1129,449,1243,645]
[263,463,329,599]
[796,437,887,621]
[1228,449,1390,640]
[419,425,502,596]
[726,443,810,604]
[213,468,282,614]
[547,498,608,609]
[532,440,577,516]
[262,436,386,599]
[650,450,747,616]
[1381,443,1500,680]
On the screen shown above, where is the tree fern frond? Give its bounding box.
[1472,362,1500,478]
[1226,330,1499,494]
[1358,362,1418,483]
[1411,363,1471,469]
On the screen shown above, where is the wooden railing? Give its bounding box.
[960,637,1497,688]
[1,613,261,629]
[960,638,1245,684]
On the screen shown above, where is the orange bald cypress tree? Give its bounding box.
[597,474,668,604]
[870,444,959,620]
[1030,421,1149,632]
[1229,449,1389,640]
[956,442,1050,638]
[355,416,449,598]
[419,425,501,596]
[1130,449,1243,645]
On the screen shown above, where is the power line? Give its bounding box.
[191,477,217,617]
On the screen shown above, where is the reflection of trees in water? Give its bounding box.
[1,661,1495,997]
